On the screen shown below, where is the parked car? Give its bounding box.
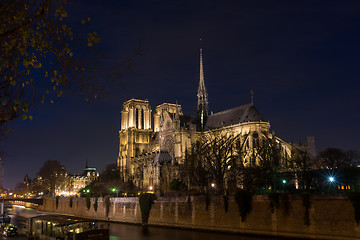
[3,224,18,237]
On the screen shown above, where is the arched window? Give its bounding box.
[252,132,259,148]
[141,108,144,129]
[135,108,139,128]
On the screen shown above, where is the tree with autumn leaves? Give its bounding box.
[0,0,140,134]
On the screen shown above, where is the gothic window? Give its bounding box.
[141,109,144,129]
[136,108,139,128]
[253,132,259,148]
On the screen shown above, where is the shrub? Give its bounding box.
[223,195,229,212]
[56,196,60,209]
[280,193,290,216]
[86,196,91,210]
[235,190,253,222]
[139,193,156,224]
[93,198,98,212]
[302,193,311,226]
[104,196,111,217]
[268,193,280,213]
[205,194,211,211]
[169,179,186,191]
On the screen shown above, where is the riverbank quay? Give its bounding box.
[24,194,360,240]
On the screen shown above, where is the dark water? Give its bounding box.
[110,223,283,240]
[108,223,281,240]
[7,205,283,240]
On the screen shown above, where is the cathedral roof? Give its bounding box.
[152,151,172,165]
[205,104,266,130]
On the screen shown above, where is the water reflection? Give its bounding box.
[109,223,281,240]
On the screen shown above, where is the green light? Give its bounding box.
[282,180,286,184]
[112,188,116,192]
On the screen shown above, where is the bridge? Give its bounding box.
[0,198,43,205]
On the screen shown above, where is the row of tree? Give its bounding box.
[13,133,360,197]
[178,131,360,195]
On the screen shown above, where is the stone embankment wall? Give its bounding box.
[37,195,360,240]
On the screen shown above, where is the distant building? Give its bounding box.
[117,48,295,192]
[65,163,99,196]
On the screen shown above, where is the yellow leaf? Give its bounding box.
[50,100,54,104]
[21,114,28,120]
[81,20,86,24]
[29,115,33,121]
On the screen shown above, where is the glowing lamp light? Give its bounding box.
[149,186,153,191]
[211,183,215,188]
[282,180,286,184]
[329,177,335,183]
[112,188,116,192]
[86,189,90,193]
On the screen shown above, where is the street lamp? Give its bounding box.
[282,179,286,191]
[111,188,118,197]
[327,175,336,193]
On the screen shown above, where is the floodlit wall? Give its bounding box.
[36,195,360,240]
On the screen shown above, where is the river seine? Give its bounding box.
[8,204,286,240]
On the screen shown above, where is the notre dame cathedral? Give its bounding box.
[117,48,296,192]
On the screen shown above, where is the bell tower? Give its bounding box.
[117,99,152,179]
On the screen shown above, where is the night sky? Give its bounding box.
[2,0,360,190]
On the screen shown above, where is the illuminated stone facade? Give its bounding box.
[117,48,293,191]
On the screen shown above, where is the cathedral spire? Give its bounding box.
[197,41,208,130]
[250,90,254,106]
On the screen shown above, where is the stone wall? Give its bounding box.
[37,195,360,240]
